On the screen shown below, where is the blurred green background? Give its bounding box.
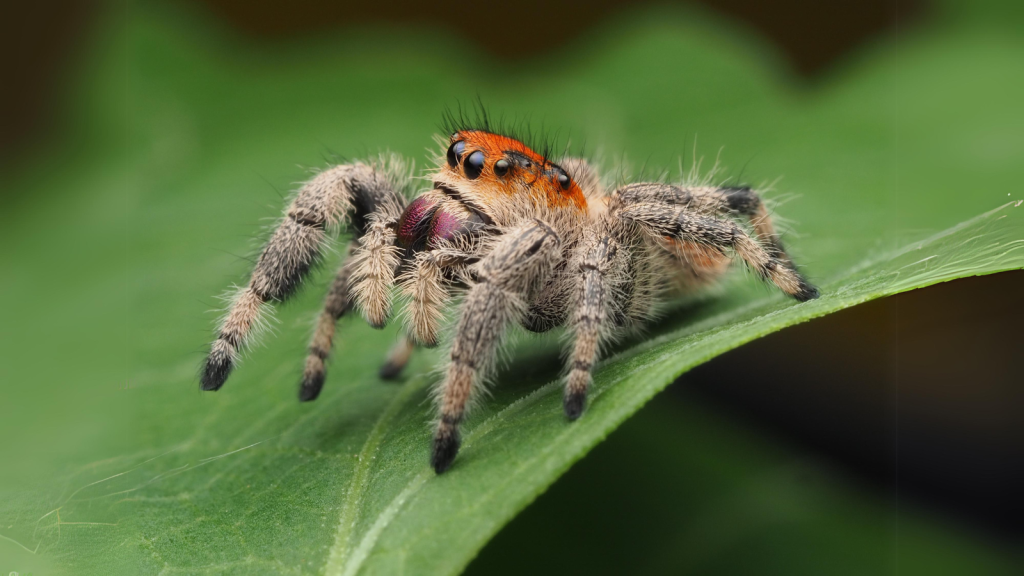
[0,0,1021,574]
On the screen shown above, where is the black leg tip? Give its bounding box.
[200,354,232,391]
[564,392,587,421]
[431,432,461,474]
[794,281,820,302]
[298,372,325,402]
[378,360,403,381]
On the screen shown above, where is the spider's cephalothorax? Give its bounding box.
[200,127,820,473]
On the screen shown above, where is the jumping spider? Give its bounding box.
[200,122,819,474]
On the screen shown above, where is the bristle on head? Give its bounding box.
[436,103,588,215]
[438,100,575,170]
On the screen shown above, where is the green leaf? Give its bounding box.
[1,2,1021,575]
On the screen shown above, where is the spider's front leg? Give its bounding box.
[432,221,563,474]
[200,163,403,393]
[398,243,472,348]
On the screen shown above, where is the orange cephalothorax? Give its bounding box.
[443,130,587,211]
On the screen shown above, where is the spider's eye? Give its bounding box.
[556,170,571,190]
[464,150,485,179]
[494,158,510,177]
[447,141,466,168]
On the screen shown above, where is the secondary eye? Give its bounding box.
[556,170,571,190]
[464,150,485,179]
[446,141,466,168]
[494,158,510,177]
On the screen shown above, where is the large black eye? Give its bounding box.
[494,158,510,177]
[446,141,465,168]
[556,170,571,190]
[464,150,485,179]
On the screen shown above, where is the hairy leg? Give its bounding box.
[399,252,450,348]
[565,234,622,420]
[397,243,477,347]
[616,182,796,268]
[432,221,562,473]
[348,202,404,329]
[201,163,401,391]
[617,200,819,301]
[299,250,357,401]
[693,185,794,268]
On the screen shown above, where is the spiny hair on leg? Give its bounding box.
[396,240,478,377]
[664,164,811,280]
[395,242,470,348]
[303,151,416,199]
[348,209,403,329]
[428,286,526,473]
[398,257,448,348]
[616,234,671,326]
[300,253,358,401]
[371,151,417,198]
[730,232,818,301]
[685,182,802,271]
[343,159,409,331]
[283,164,368,232]
[587,217,668,329]
[200,284,278,390]
[426,254,536,423]
[561,231,634,419]
[619,200,818,301]
[611,176,816,299]
[217,283,280,343]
